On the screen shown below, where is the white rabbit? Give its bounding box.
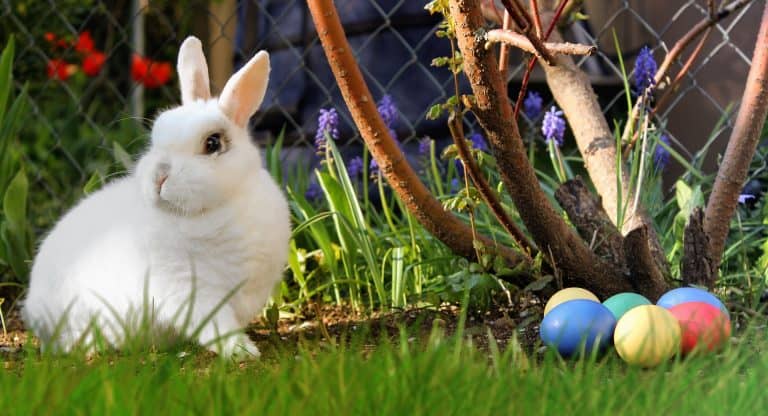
[22,36,291,358]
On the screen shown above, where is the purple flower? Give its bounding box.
[377,95,398,128]
[634,46,657,94]
[541,106,566,147]
[654,134,671,170]
[523,91,543,120]
[348,156,363,177]
[454,159,464,178]
[469,132,489,152]
[315,108,339,153]
[418,137,432,157]
[369,158,379,178]
[305,181,322,201]
[738,194,756,204]
[450,178,461,193]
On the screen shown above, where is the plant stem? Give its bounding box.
[704,0,768,267]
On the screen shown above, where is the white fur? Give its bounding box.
[22,38,290,358]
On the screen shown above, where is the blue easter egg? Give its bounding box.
[656,287,729,318]
[540,299,617,357]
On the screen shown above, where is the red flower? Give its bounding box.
[75,31,95,54]
[131,54,172,88]
[46,59,75,80]
[82,51,106,77]
[44,32,56,43]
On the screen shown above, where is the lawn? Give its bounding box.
[2,312,767,415]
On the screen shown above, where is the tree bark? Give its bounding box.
[538,10,670,286]
[306,0,532,274]
[704,1,768,267]
[449,0,633,298]
[682,208,715,288]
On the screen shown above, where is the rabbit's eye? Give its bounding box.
[204,133,222,155]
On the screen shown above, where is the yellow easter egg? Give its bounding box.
[544,287,599,316]
[614,305,681,367]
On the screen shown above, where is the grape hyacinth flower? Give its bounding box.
[347,156,364,177]
[315,107,339,153]
[633,46,657,94]
[377,95,399,141]
[305,181,322,201]
[469,132,489,152]
[450,178,461,193]
[541,106,566,147]
[654,134,671,170]
[738,194,756,204]
[369,158,379,178]
[418,137,432,157]
[523,91,543,120]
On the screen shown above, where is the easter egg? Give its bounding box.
[540,299,617,357]
[657,287,729,318]
[603,292,652,320]
[614,305,681,367]
[544,287,599,316]
[668,302,731,354]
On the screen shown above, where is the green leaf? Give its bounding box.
[0,36,15,127]
[675,180,692,211]
[113,141,134,170]
[1,223,28,280]
[427,104,443,120]
[3,168,27,234]
[83,171,104,195]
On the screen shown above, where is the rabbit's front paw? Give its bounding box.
[211,333,260,360]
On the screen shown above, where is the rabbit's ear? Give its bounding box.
[218,51,269,127]
[177,36,211,104]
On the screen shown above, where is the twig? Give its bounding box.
[621,0,755,151]
[485,30,596,56]
[498,10,512,78]
[306,0,533,272]
[500,0,556,65]
[530,0,543,37]
[512,0,569,119]
[449,0,633,298]
[704,0,768,266]
[447,114,538,258]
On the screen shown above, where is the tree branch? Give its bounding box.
[448,114,537,257]
[621,0,755,150]
[449,0,633,298]
[704,1,768,266]
[485,29,596,57]
[306,0,532,273]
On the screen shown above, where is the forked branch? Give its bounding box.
[305,0,533,276]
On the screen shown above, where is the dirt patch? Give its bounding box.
[0,294,545,357]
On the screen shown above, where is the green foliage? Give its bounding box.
[0,38,33,283]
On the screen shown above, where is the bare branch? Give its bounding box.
[306,0,533,272]
[449,0,633,298]
[621,0,755,149]
[447,115,538,257]
[485,29,596,56]
[705,1,768,266]
[499,0,556,65]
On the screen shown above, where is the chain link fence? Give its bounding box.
[0,0,761,224]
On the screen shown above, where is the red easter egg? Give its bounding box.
[669,301,731,354]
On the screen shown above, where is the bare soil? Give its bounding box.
[0,293,545,358]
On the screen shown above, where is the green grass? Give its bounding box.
[2,324,767,415]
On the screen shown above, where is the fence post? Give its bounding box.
[208,0,237,94]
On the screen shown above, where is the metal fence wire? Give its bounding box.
[0,0,762,213]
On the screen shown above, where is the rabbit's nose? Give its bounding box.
[155,162,171,190]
